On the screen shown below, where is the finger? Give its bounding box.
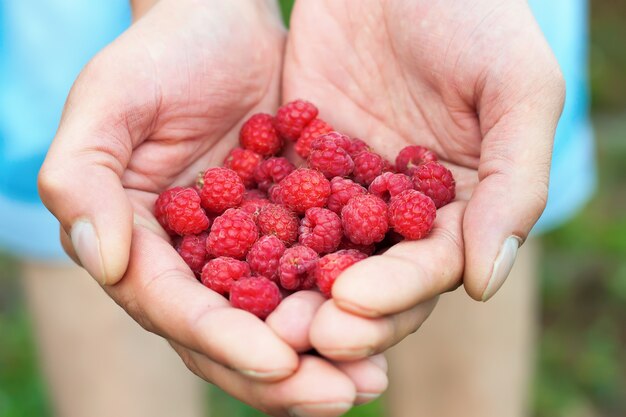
[106,225,298,381]
[266,290,326,352]
[332,202,464,317]
[310,298,438,361]
[334,355,389,405]
[464,48,565,301]
[171,344,356,417]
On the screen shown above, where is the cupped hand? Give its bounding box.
[283,0,565,359]
[38,1,386,415]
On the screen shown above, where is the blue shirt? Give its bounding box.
[0,0,595,259]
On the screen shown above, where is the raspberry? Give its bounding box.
[155,187,210,236]
[278,245,319,291]
[242,189,267,201]
[342,194,389,245]
[308,136,354,178]
[239,113,282,156]
[277,168,331,214]
[316,131,353,150]
[246,235,286,282]
[239,197,271,221]
[352,151,390,186]
[200,167,245,213]
[338,236,376,256]
[347,138,370,157]
[395,145,438,175]
[295,118,333,158]
[299,207,343,254]
[315,250,367,297]
[275,100,318,141]
[388,189,436,240]
[268,185,282,204]
[206,208,258,259]
[230,276,282,320]
[177,232,209,275]
[254,157,296,192]
[368,172,414,202]
[412,161,456,208]
[256,204,299,245]
[201,256,251,296]
[326,177,367,214]
[223,147,263,188]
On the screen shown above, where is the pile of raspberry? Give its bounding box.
[154,100,455,319]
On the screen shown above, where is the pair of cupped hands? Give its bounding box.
[38,0,564,416]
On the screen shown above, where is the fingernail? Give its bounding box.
[355,392,381,404]
[288,402,352,417]
[237,368,293,381]
[368,354,388,372]
[481,236,522,301]
[71,219,106,285]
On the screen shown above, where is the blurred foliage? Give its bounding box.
[1,0,625,416]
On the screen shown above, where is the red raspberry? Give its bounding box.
[299,207,343,254]
[338,236,376,256]
[254,157,296,192]
[223,147,263,188]
[352,151,391,186]
[295,118,333,158]
[206,208,258,259]
[239,197,271,221]
[200,167,245,213]
[155,187,210,236]
[315,250,368,298]
[243,188,267,201]
[326,177,367,214]
[342,194,389,245]
[230,276,282,320]
[368,172,414,202]
[275,99,318,141]
[246,235,286,282]
[201,256,251,296]
[347,138,370,157]
[277,168,331,214]
[278,245,319,291]
[395,145,438,175]
[177,232,209,275]
[412,161,456,208]
[388,189,436,240]
[268,185,282,204]
[308,136,354,178]
[256,204,299,245]
[239,113,282,156]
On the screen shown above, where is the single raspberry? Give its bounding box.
[230,276,282,320]
[395,145,438,175]
[242,188,267,201]
[200,167,245,213]
[316,131,353,150]
[342,194,389,245]
[326,177,367,214]
[338,236,376,256]
[352,151,391,186]
[223,147,263,188]
[277,168,331,214]
[268,185,282,204]
[295,118,333,158]
[278,245,319,291]
[246,235,286,282]
[388,189,436,240]
[412,161,456,208]
[275,99,319,141]
[201,256,251,296]
[315,250,368,297]
[299,208,343,254]
[155,187,210,236]
[206,208,258,259]
[347,138,370,157]
[308,136,354,178]
[368,172,414,202]
[239,113,282,156]
[239,197,271,221]
[177,232,209,275]
[256,204,299,245]
[254,157,296,192]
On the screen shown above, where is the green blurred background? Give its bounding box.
[1,1,625,416]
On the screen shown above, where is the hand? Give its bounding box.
[38,1,387,415]
[283,0,564,359]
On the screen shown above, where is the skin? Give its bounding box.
[38,0,565,415]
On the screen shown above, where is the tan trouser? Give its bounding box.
[22,240,537,417]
